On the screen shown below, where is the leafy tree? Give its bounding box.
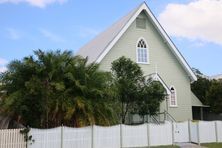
[111,56,165,123]
[191,68,222,114]
[206,80,222,113]
[135,80,166,121]
[111,56,144,123]
[0,50,118,128]
[191,77,211,104]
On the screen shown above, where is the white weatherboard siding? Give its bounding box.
[99,12,192,121]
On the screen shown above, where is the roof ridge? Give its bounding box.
[77,3,142,63]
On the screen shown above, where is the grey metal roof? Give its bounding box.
[76,4,141,63]
[191,92,209,107]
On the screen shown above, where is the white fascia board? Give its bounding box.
[143,3,197,82]
[95,4,143,63]
[96,3,197,82]
[154,74,171,95]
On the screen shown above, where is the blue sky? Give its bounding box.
[0,0,221,76]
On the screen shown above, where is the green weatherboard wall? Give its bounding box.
[99,12,193,121]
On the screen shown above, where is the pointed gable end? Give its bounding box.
[77,2,197,82]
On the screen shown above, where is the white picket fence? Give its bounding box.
[189,121,222,144]
[27,122,172,148]
[1,121,222,148]
[173,120,222,144]
[0,129,26,148]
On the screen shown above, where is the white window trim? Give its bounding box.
[136,37,149,64]
[169,85,178,107]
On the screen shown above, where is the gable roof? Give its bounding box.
[146,73,171,95]
[77,3,140,63]
[191,92,209,107]
[77,2,197,82]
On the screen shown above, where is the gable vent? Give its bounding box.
[136,18,146,29]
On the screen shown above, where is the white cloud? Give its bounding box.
[0,58,8,73]
[6,28,21,40]
[39,28,65,43]
[0,67,7,73]
[0,0,67,8]
[0,58,8,66]
[159,0,222,45]
[192,41,205,48]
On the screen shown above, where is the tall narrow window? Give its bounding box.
[137,38,149,64]
[170,86,177,107]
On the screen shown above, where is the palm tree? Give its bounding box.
[0,50,119,128]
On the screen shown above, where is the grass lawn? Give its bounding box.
[151,145,179,148]
[201,143,222,148]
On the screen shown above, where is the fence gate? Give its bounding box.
[173,121,189,143]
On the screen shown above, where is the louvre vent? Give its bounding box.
[136,18,146,29]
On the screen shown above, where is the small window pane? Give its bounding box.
[137,48,147,63]
[170,87,177,106]
[137,39,148,63]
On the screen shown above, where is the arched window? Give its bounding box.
[136,38,149,64]
[170,86,177,107]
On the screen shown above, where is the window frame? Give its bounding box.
[136,37,149,64]
[169,86,178,107]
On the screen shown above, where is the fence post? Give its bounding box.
[215,121,218,143]
[0,129,1,148]
[188,120,191,142]
[91,125,94,148]
[197,121,200,145]
[61,125,64,148]
[172,122,174,145]
[147,123,150,148]
[120,124,122,148]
